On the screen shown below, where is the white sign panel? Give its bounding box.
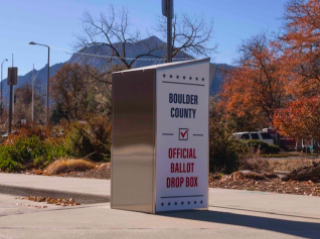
[156,61,209,212]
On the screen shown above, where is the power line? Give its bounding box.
[50,46,192,62]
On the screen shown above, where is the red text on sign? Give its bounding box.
[186,177,198,187]
[166,177,198,188]
[168,148,197,159]
[167,177,184,188]
[171,163,194,173]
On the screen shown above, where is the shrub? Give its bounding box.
[33,142,70,168]
[246,140,280,154]
[13,135,46,162]
[64,123,94,158]
[209,121,248,173]
[0,135,70,172]
[268,144,281,154]
[4,124,52,145]
[63,116,111,161]
[87,115,111,160]
[0,146,24,172]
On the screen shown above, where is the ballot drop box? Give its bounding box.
[111,58,210,214]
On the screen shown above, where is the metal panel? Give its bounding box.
[155,60,210,212]
[111,69,156,214]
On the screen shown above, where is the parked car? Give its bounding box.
[280,138,296,151]
[231,131,274,145]
[2,130,17,138]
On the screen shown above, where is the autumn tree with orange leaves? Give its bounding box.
[274,96,320,142]
[271,0,320,141]
[219,34,287,131]
[281,0,320,98]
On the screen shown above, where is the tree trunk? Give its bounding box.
[282,162,320,181]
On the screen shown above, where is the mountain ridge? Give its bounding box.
[1,36,229,103]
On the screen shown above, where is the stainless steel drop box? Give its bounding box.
[111,58,211,214]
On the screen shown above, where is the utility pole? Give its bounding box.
[10,55,13,134]
[47,47,50,125]
[32,64,34,122]
[8,54,17,135]
[1,58,8,124]
[166,0,172,63]
[8,54,14,134]
[12,86,14,114]
[12,55,15,115]
[29,42,50,125]
[162,0,174,63]
[9,81,12,134]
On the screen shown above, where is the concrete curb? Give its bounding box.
[0,184,110,204]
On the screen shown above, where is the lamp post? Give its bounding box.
[32,64,35,122]
[1,58,8,123]
[166,0,173,63]
[29,41,50,125]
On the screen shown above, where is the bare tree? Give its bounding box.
[82,64,126,85]
[76,5,216,70]
[50,63,119,122]
[14,83,45,123]
[50,63,90,121]
[157,13,216,58]
[77,5,163,69]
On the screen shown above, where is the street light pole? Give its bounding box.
[32,64,34,122]
[29,41,50,125]
[1,58,8,124]
[166,0,173,63]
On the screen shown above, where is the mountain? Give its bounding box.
[1,63,64,105]
[68,36,193,70]
[210,63,232,95]
[2,36,230,102]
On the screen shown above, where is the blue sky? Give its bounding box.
[0,0,287,76]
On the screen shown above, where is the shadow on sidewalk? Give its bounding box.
[162,210,320,239]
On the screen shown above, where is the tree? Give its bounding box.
[77,6,163,69]
[281,0,320,97]
[157,13,215,58]
[51,63,125,124]
[273,96,320,142]
[51,63,97,122]
[14,83,45,124]
[77,5,214,69]
[80,64,125,116]
[219,34,286,130]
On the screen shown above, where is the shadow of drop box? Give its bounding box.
[111,58,212,214]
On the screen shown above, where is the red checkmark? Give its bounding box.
[180,129,189,138]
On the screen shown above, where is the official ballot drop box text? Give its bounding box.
[111,58,210,214]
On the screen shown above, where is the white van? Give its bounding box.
[231,131,274,145]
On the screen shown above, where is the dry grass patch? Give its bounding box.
[269,158,320,172]
[46,159,96,175]
[240,158,271,173]
[228,171,266,181]
[240,155,320,173]
[96,163,111,171]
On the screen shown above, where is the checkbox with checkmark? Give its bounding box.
[179,128,189,141]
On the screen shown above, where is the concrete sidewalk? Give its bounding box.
[0,197,319,239]
[0,173,110,204]
[1,173,320,219]
[1,173,320,239]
